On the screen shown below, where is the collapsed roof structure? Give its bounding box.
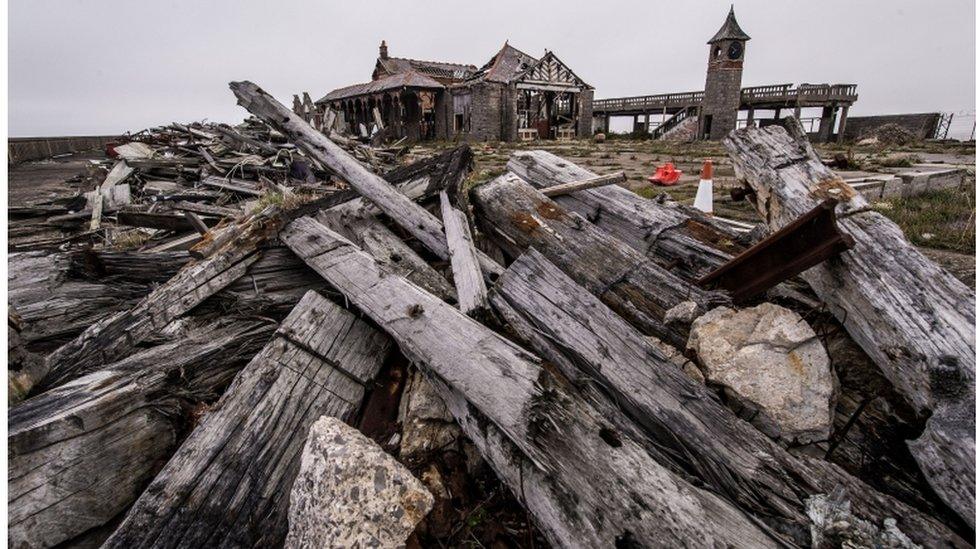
[316,41,593,142]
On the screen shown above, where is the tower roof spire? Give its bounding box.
[708,6,750,44]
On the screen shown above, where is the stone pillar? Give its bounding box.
[817,105,837,142]
[774,108,781,120]
[746,108,755,127]
[836,106,850,143]
[577,89,593,138]
[633,115,641,134]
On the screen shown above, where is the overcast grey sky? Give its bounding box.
[9,0,976,138]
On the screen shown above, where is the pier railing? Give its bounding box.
[594,83,858,114]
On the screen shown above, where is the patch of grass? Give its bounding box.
[876,154,922,168]
[878,187,975,254]
[254,191,284,211]
[112,229,153,250]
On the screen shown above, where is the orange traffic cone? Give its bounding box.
[693,159,713,214]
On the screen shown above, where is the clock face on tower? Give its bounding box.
[727,41,743,60]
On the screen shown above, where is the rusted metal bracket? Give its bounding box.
[697,198,854,303]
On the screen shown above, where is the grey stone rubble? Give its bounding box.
[285,416,434,549]
[687,302,837,444]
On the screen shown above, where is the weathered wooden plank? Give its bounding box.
[143,232,202,253]
[539,170,625,197]
[439,191,488,315]
[199,246,332,317]
[172,200,241,218]
[213,123,278,155]
[33,209,278,394]
[7,251,191,353]
[508,150,742,280]
[117,210,198,232]
[725,118,976,527]
[472,172,729,347]
[229,80,503,279]
[103,291,392,548]
[280,216,782,548]
[184,212,210,235]
[87,162,133,231]
[490,249,966,547]
[316,206,455,303]
[198,175,264,196]
[8,320,273,549]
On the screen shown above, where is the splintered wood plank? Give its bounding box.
[472,172,728,347]
[280,216,781,548]
[489,249,965,548]
[439,191,488,314]
[229,80,503,279]
[725,119,976,527]
[8,320,274,549]
[103,291,392,548]
[508,150,740,280]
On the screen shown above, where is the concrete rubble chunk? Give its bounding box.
[687,302,836,443]
[285,416,434,549]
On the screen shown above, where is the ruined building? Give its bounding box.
[593,7,859,142]
[315,41,593,142]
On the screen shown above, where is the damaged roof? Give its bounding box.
[459,43,592,90]
[375,57,477,81]
[463,42,539,84]
[708,6,750,44]
[318,71,444,103]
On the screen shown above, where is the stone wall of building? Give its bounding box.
[469,82,503,141]
[578,89,594,138]
[844,113,942,141]
[501,83,518,142]
[700,68,742,140]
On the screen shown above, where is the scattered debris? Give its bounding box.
[857,122,917,146]
[7,81,973,549]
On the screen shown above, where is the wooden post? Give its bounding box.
[725,118,976,527]
[438,191,489,315]
[538,171,626,197]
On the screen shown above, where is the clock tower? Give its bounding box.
[699,7,750,140]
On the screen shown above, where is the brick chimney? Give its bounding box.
[379,40,388,60]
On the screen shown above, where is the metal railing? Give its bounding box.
[594,83,858,113]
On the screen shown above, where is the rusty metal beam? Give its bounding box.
[697,198,853,303]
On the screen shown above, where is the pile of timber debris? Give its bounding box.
[8,81,974,549]
[8,116,408,253]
